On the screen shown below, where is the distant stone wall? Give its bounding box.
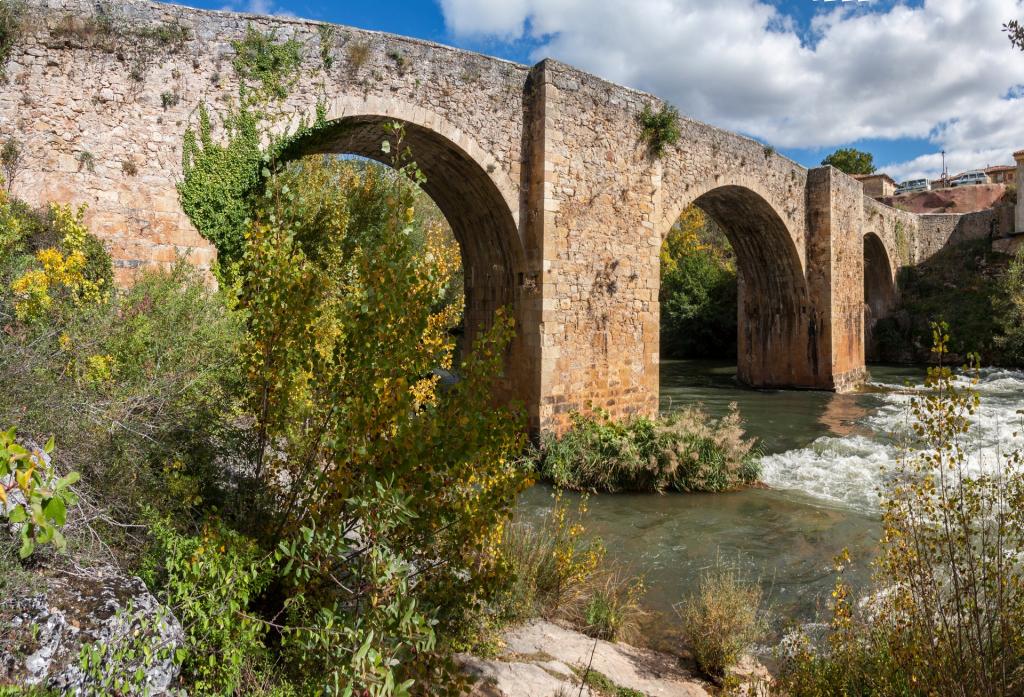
[863,196,920,273]
[916,210,1003,261]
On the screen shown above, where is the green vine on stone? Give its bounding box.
[894,220,910,264]
[180,26,334,271]
[317,24,336,71]
[231,25,303,106]
[180,104,262,265]
[638,103,681,158]
[0,0,26,79]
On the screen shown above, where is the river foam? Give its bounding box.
[760,367,1024,514]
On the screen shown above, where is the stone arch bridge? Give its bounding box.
[2,0,937,432]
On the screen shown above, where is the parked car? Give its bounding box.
[950,170,991,187]
[896,179,930,195]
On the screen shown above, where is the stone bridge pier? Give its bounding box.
[2,0,891,434]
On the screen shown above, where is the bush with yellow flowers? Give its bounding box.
[9,203,111,322]
[234,134,528,694]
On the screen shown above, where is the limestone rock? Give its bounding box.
[459,619,712,697]
[0,567,184,695]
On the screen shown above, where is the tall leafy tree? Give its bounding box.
[240,144,528,693]
[822,147,876,175]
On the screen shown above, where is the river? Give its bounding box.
[518,360,1024,649]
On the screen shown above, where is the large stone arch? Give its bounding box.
[279,99,533,406]
[660,181,819,388]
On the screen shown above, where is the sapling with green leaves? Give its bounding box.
[0,427,78,557]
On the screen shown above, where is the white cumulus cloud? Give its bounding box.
[438,0,1024,180]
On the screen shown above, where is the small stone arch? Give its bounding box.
[661,182,820,388]
[863,231,897,361]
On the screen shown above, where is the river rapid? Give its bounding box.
[517,360,1024,649]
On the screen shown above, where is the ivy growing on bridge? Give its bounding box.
[231,26,303,106]
[0,0,26,78]
[179,26,329,269]
[180,105,262,265]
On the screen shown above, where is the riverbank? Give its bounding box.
[460,619,769,696]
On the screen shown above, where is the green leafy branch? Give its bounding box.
[0,427,79,558]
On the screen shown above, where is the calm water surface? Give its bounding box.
[517,360,1024,649]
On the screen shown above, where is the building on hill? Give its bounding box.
[985,165,1016,186]
[855,173,897,199]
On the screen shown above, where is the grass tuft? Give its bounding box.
[676,558,765,678]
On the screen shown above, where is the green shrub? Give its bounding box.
[481,492,644,649]
[3,202,112,324]
[140,514,269,695]
[574,567,646,642]
[76,600,181,696]
[494,492,606,626]
[0,259,246,550]
[0,0,25,78]
[676,559,765,678]
[0,686,61,696]
[0,428,78,558]
[638,103,681,157]
[573,666,646,697]
[233,144,526,694]
[537,406,760,494]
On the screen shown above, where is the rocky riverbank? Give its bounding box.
[460,619,769,697]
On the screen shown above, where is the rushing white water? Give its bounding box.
[760,368,1024,514]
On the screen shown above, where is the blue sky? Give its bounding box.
[157,0,1024,179]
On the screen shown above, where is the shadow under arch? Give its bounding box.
[863,232,897,361]
[275,110,532,409]
[664,184,820,388]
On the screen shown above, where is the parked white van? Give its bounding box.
[896,179,930,194]
[950,171,991,187]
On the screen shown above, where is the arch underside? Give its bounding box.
[279,115,535,416]
[863,232,896,361]
[289,116,524,348]
[690,186,820,387]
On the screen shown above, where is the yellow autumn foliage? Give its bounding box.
[10,203,109,321]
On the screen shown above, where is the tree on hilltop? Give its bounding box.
[822,148,876,175]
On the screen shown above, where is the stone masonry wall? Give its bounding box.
[533,59,863,428]
[864,196,1008,276]
[2,0,529,285]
